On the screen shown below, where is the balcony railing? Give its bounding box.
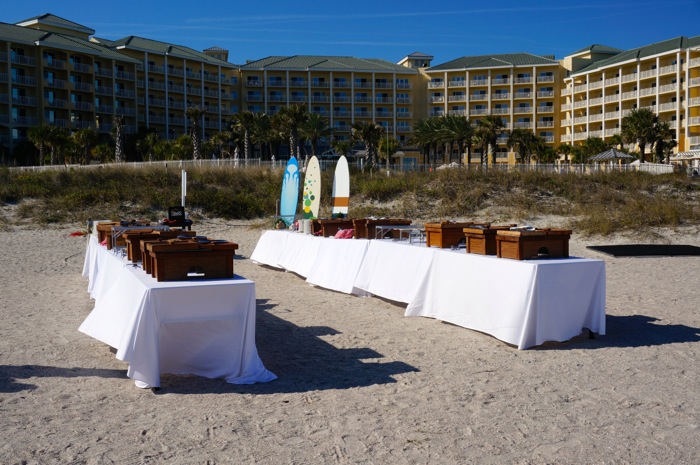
[95,86,112,95]
[639,87,655,97]
[658,83,677,93]
[514,92,532,99]
[12,95,37,106]
[537,106,554,113]
[375,82,393,89]
[514,77,532,84]
[573,101,587,109]
[170,99,186,109]
[116,107,136,116]
[333,81,351,88]
[428,81,444,88]
[95,67,112,77]
[44,59,66,69]
[396,97,412,104]
[167,67,184,77]
[513,107,533,114]
[448,110,466,116]
[310,81,329,88]
[72,101,93,111]
[470,94,487,101]
[354,82,372,88]
[589,114,603,122]
[430,96,444,103]
[491,93,509,100]
[589,81,603,89]
[537,120,554,127]
[537,75,555,83]
[13,75,37,86]
[12,54,36,66]
[604,77,620,87]
[72,62,92,73]
[639,69,657,79]
[513,122,532,128]
[14,116,38,126]
[148,64,165,74]
[537,91,554,98]
[469,108,488,116]
[603,95,618,103]
[290,95,306,102]
[97,105,113,114]
[396,82,412,90]
[246,80,262,87]
[148,98,166,107]
[658,102,677,112]
[491,108,509,114]
[470,79,488,86]
[268,80,286,87]
[115,71,135,80]
[116,89,136,98]
[622,73,637,83]
[72,82,93,92]
[397,111,412,118]
[311,96,329,102]
[448,80,466,87]
[46,98,68,108]
[605,111,620,119]
[622,90,637,99]
[447,95,466,102]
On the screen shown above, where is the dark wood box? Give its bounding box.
[425,222,474,248]
[150,242,239,281]
[463,225,515,255]
[495,229,572,260]
[317,219,355,237]
[124,230,196,263]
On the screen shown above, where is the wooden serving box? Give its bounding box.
[317,218,355,237]
[365,218,412,239]
[96,221,149,250]
[463,225,515,255]
[495,229,572,260]
[149,241,239,281]
[123,230,196,263]
[425,222,474,248]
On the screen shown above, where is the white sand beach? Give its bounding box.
[1,217,699,464]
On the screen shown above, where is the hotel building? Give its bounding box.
[1,13,699,162]
[423,53,563,163]
[560,37,700,153]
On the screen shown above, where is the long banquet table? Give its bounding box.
[251,230,606,349]
[80,235,276,388]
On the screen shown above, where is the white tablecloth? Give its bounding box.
[80,236,276,387]
[251,231,607,349]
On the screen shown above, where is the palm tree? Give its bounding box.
[331,139,354,157]
[379,135,399,170]
[557,143,574,164]
[351,121,384,171]
[251,113,273,159]
[46,126,68,165]
[620,108,657,163]
[580,137,609,163]
[475,115,506,165]
[28,124,53,166]
[507,128,538,164]
[277,105,310,164]
[651,120,675,164]
[410,118,441,165]
[209,131,233,159]
[111,115,125,162]
[300,112,331,159]
[441,115,473,165]
[72,127,97,164]
[231,110,256,163]
[185,106,206,160]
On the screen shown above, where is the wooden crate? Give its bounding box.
[124,230,196,263]
[424,222,474,248]
[463,225,514,255]
[495,229,572,260]
[144,240,200,277]
[150,242,239,281]
[352,219,368,239]
[317,219,355,237]
[96,221,149,250]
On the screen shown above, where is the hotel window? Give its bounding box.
[290,76,305,86]
[333,77,348,87]
[355,78,368,88]
[312,77,326,86]
[396,78,409,88]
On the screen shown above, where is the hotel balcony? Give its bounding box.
[492,93,509,100]
[333,81,351,88]
[537,75,555,83]
[513,107,533,114]
[537,91,554,98]
[589,114,603,122]
[513,122,532,129]
[148,97,166,107]
[245,95,262,102]
[289,80,307,87]
[588,97,603,106]
[621,73,637,83]
[448,80,466,87]
[72,82,93,92]
[332,124,351,132]
[96,104,113,114]
[396,82,412,90]
[561,119,572,126]
[688,116,700,125]
[44,58,67,70]
[430,96,445,103]
[622,90,637,100]
[469,108,488,116]
[639,69,657,80]
[658,83,678,93]
[72,62,92,73]
[333,111,350,118]
[203,89,219,98]
[514,77,532,84]
[397,111,412,118]
[397,125,413,133]
[268,80,286,87]
[73,120,94,129]
[492,78,510,85]
[246,80,262,87]
[658,102,677,112]
[116,89,136,99]
[12,75,37,86]
[14,116,38,126]
[46,98,69,108]
[537,120,554,128]
[448,95,466,102]
[536,106,554,114]
[354,110,371,117]
[604,77,620,87]
[639,87,655,97]
[290,95,307,102]
[589,81,603,90]
[116,107,136,116]
[604,95,618,103]
[573,101,587,109]
[396,97,412,104]
[470,94,487,101]
[605,128,620,137]
[448,110,466,116]
[268,95,285,102]
[561,134,572,142]
[470,79,488,86]
[148,64,165,74]
[115,71,135,80]
[491,108,510,114]
[375,82,393,89]
[430,110,445,117]
[167,67,184,77]
[514,92,532,99]
[170,100,186,109]
[12,95,37,106]
[375,97,392,103]
[11,54,36,66]
[428,81,444,89]
[573,116,587,124]
[354,82,372,89]
[95,85,111,95]
[561,88,571,96]
[333,96,350,103]
[311,81,330,88]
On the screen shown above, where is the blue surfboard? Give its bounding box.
[279,157,300,226]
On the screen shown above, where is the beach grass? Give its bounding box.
[1,165,698,235]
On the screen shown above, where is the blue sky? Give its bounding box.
[7,1,700,65]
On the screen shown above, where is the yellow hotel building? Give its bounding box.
[1,13,699,162]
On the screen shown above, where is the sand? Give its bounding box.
[1,217,699,464]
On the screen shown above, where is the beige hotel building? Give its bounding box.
[1,13,698,163]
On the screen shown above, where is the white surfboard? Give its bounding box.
[331,156,350,217]
[302,156,321,219]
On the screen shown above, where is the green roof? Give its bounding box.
[574,36,700,74]
[0,22,138,63]
[570,44,623,56]
[15,13,95,35]
[109,35,237,67]
[428,53,559,71]
[240,55,418,73]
